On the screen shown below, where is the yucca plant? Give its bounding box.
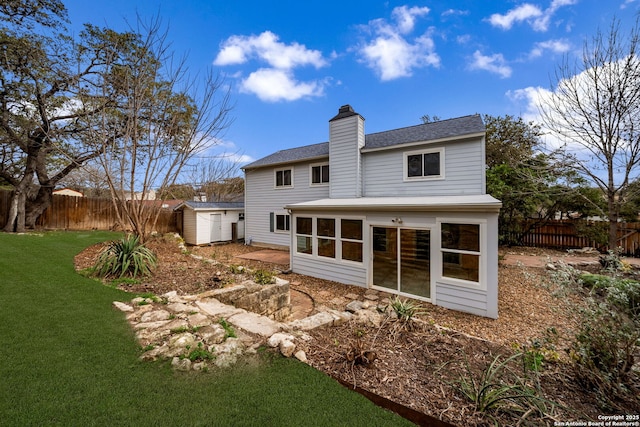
[93,234,157,278]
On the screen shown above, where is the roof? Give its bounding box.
[242,114,484,170]
[285,194,501,213]
[174,201,244,211]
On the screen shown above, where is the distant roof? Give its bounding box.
[242,114,484,170]
[175,201,244,211]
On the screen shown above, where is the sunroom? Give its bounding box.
[284,195,501,319]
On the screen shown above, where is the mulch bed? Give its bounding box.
[75,236,640,426]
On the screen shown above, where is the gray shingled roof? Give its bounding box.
[242,114,484,170]
[176,201,244,211]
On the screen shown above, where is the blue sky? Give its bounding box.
[63,0,639,171]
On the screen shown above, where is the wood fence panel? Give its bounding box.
[0,189,178,234]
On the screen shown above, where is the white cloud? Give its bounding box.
[488,0,578,32]
[621,0,637,9]
[529,38,571,58]
[214,31,329,102]
[469,50,512,78]
[488,4,543,30]
[240,68,324,102]
[214,31,327,69]
[392,5,430,34]
[358,6,440,81]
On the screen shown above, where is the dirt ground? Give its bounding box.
[75,236,640,426]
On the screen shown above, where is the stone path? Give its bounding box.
[113,283,391,372]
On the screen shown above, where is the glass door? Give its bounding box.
[372,226,430,299]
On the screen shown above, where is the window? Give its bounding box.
[317,218,335,258]
[441,223,480,283]
[341,219,363,262]
[404,148,444,180]
[296,217,313,254]
[275,168,292,188]
[294,216,363,263]
[311,164,329,185]
[270,213,290,233]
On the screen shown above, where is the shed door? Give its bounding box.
[210,214,222,242]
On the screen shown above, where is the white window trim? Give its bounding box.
[403,147,445,181]
[436,218,486,290]
[274,212,290,234]
[274,167,294,189]
[309,162,329,187]
[292,214,365,265]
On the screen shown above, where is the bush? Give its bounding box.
[253,269,275,285]
[93,234,157,278]
[570,305,639,408]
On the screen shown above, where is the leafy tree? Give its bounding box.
[538,17,640,250]
[0,3,143,232]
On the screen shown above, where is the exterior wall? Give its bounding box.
[362,137,485,197]
[289,209,499,318]
[244,162,330,248]
[329,114,365,198]
[182,209,198,245]
[181,209,244,245]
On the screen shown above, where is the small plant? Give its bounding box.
[186,342,214,362]
[171,326,189,334]
[93,234,157,279]
[388,296,425,328]
[229,264,245,274]
[253,269,275,285]
[219,318,236,339]
[457,352,555,421]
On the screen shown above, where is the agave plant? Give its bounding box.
[93,234,157,278]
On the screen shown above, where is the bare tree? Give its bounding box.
[538,17,640,250]
[89,17,233,240]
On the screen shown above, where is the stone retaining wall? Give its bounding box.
[197,278,291,321]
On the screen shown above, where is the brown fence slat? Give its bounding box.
[0,189,178,234]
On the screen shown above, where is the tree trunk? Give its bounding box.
[608,192,619,252]
[25,186,53,229]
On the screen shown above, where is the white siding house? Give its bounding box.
[242,105,501,318]
[175,201,244,246]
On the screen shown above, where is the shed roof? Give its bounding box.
[175,201,244,211]
[242,114,484,170]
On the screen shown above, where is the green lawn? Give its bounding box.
[0,231,412,426]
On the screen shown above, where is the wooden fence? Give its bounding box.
[506,219,640,257]
[0,189,178,234]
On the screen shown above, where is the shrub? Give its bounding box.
[570,304,639,405]
[253,269,275,285]
[389,296,425,322]
[457,352,556,422]
[93,235,157,279]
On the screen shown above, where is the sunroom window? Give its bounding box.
[296,217,312,254]
[441,223,480,283]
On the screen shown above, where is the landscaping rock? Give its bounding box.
[167,302,196,313]
[199,324,227,345]
[345,300,364,313]
[171,357,191,371]
[227,311,282,337]
[169,332,196,350]
[140,309,171,323]
[279,339,296,357]
[267,332,295,348]
[287,312,335,331]
[294,350,307,363]
[113,301,134,312]
[187,313,211,328]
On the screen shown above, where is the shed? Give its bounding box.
[174,201,244,245]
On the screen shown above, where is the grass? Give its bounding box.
[0,231,411,426]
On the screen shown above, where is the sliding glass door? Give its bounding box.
[372,226,431,299]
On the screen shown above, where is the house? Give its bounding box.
[242,105,501,318]
[174,201,244,246]
[53,188,84,197]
